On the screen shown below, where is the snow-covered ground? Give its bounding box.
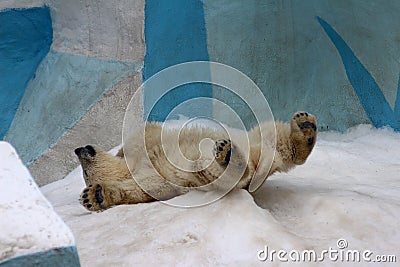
[41,125,400,266]
[0,142,75,263]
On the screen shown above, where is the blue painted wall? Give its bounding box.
[0,246,80,267]
[143,0,212,121]
[0,7,52,139]
[0,5,141,165]
[5,51,139,165]
[3,0,400,168]
[318,17,400,131]
[202,0,400,131]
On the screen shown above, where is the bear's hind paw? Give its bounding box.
[291,111,317,147]
[80,184,106,211]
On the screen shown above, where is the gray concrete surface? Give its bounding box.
[30,73,142,186]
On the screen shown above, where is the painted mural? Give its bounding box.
[318,17,400,131]
[1,2,140,165]
[143,0,212,122]
[0,7,52,139]
[1,0,400,167]
[143,0,400,132]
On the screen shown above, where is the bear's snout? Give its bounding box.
[75,145,96,158]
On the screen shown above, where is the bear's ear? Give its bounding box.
[85,145,96,157]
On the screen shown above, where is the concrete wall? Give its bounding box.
[30,73,143,185]
[0,0,144,185]
[203,0,400,131]
[143,0,212,121]
[6,51,139,165]
[143,0,400,131]
[0,7,52,139]
[49,0,144,63]
[2,0,400,185]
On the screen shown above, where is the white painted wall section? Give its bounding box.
[0,0,45,9]
[49,0,144,62]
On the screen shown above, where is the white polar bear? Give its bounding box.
[75,111,317,211]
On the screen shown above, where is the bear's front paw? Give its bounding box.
[291,111,317,147]
[80,184,105,211]
[214,139,231,165]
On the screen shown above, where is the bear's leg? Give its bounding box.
[80,179,154,211]
[290,111,317,164]
[214,139,231,165]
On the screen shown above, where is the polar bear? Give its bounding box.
[75,111,317,211]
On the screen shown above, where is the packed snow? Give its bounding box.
[0,142,75,263]
[40,124,399,266]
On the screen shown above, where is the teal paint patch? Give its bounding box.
[0,246,80,267]
[143,0,212,121]
[204,0,322,129]
[395,76,400,119]
[318,17,400,130]
[4,50,141,164]
[213,85,258,130]
[0,6,52,139]
[203,0,388,131]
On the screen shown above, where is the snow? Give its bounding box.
[40,125,400,266]
[0,142,75,263]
